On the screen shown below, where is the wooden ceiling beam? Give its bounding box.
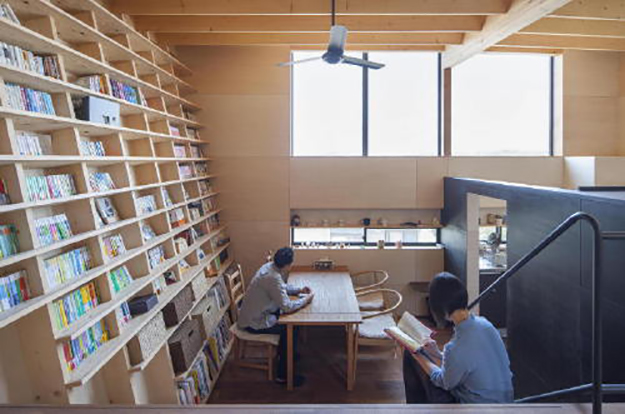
[499,33,625,51]
[133,15,485,33]
[487,45,563,54]
[110,0,509,16]
[442,0,571,68]
[522,17,625,38]
[551,0,625,21]
[156,32,464,46]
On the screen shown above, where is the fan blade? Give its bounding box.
[277,56,323,67]
[341,55,385,70]
[328,25,348,54]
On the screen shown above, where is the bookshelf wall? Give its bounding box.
[0,0,234,406]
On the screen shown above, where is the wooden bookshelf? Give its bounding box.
[0,0,234,407]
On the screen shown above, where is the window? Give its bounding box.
[452,53,552,156]
[291,51,440,157]
[292,227,438,246]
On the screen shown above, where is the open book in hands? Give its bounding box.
[384,311,433,353]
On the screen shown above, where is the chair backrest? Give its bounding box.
[357,288,403,320]
[351,270,390,293]
[225,264,245,322]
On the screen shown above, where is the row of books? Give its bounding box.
[16,131,52,156]
[0,225,19,259]
[25,174,77,202]
[44,246,92,289]
[173,145,187,158]
[62,319,109,372]
[75,75,108,95]
[103,234,126,259]
[0,3,19,24]
[89,172,116,193]
[190,146,203,158]
[195,162,208,176]
[4,83,56,115]
[136,195,157,215]
[95,197,120,225]
[147,245,166,270]
[50,281,99,331]
[178,165,193,179]
[109,265,133,294]
[109,78,146,106]
[199,180,213,196]
[115,302,132,328]
[0,270,29,312]
[80,140,106,157]
[34,214,73,246]
[206,314,232,375]
[0,179,10,205]
[169,208,186,228]
[177,352,211,405]
[0,42,61,79]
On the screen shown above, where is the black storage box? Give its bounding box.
[168,318,204,374]
[162,285,194,327]
[128,294,158,316]
[74,96,121,126]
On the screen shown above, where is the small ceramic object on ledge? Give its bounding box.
[337,219,345,227]
[432,217,440,226]
[377,240,385,249]
[361,217,371,226]
[395,241,403,249]
[291,214,301,226]
[378,218,388,227]
[321,219,329,227]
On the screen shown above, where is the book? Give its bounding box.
[89,172,116,192]
[62,319,109,371]
[147,245,166,270]
[140,222,156,242]
[0,3,20,24]
[50,281,99,330]
[190,145,202,158]
[109,78,145,105]
[168,208,186,228]
[0,179,10,205]
[25,174,76,202]
[15,131,52,156]
[4,83,55,115]
[0,270,29,312]
[174,144,187,158]
[102,234,126,259]
[0,225,19,259]
[195,162,208,176]
[75,75,109,95]
[109,266,133,294]
[95,197,119,225]
[384,311,433,353]
[178,164,193,179]
[44,246,92,289]
[161,188,173,207]
[34,214,73,246]
[169,125,181,137]
[136,195,157,215]
[79,139,106,156]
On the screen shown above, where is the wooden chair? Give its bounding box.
[350,270,390,311]
[352,288,403,383]
[225,264,280,380]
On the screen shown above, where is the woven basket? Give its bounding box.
[168,318,204,374]
[190,273,209,301]
[162,285,194,328]
[127,312,167,366]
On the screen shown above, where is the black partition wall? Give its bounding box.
[442,177,625,399]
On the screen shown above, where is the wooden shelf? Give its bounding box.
[0,155,213,167]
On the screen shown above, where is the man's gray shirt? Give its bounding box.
[237,262,307,330]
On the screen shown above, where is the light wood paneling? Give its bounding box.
[563,50,620,98]
[215,157,290,222]
[552,0,625,20]
[448,157,564,187]
[563,96,619,156]
[416,158,449,209]
[594,157,625,186]
[523,17,625,38]
[289,158,418,209]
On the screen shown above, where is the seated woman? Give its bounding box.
[403,272,513,404]
[237,247,314,386]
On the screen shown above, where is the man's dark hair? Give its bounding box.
[428,272,468,326]
[274,247,294,269]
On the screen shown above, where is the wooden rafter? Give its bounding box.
[109,0,509,16]
[132,15,485,33]
[442,0,572,68]
[522,17,625,38]
[500,33,625,51]
[551,0,625,20]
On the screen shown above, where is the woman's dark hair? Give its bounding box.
[274,247,295,269]
[429,272,468,326]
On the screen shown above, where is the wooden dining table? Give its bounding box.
[278,266,362,391]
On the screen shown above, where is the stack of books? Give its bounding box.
[136,195,157,215]
[62,320,109,372]
[16,131,53,156]
[0,270,29,312]
[147,245,166,270]
[25,174,77,202]
[4,83,56,115]
[79,140,106,157]
[50,281,99,330]
[89,172,116,192]
[173,145,187,158]
[168,208,186,228]
[115,302,132,328]
[0,225,19,259]
[103,234,126,259]
[109,79,146,106]
[0,42,61,79]
[188,202,203,220]
[0,179,11,205]
[198,180,213,196]
[169,125,181,137]
[178,164,193,179]
[207,314,232,373]
[44,246,92,289]
[190,145,203,158]
[109,266,133,293]
[176,352,211,405]
[34,214,73,246]
[75,75,109,94]
[0,3,19,24]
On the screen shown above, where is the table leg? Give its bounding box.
[346,323,354,391]
[287,324,294,391]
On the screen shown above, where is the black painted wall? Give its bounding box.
[441,178,625,399]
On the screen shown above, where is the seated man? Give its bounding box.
[237,247,313,385]
[403,272,513,404]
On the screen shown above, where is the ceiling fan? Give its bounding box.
[278,0,385,70]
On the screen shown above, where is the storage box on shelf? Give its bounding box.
[0,0,233,406]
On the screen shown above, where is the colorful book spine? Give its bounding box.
[89,172,116,192]
[102,234,127,259]
[50,281,99,331]
[34,214,73,246]
[108,266,133,293]
[0,225,19,259]
[168,208,186,228]
[109,78,143,105]
[79,140,105,156]
[178,164,194,179]
[44,246,92,289]
[4,82,56,115]
[75,75,108,94]
[169,125,181,137]
[25,174,77,202]
[0,270,29,312]
[147,245,165,270]
[115,302,131,328]
[176,352,211,405]
[0,42,61,79]
[62,320,109,372]
[0,178,10,205]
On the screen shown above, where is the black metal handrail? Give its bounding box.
[468,212,607,414]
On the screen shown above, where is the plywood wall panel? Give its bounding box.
[595,157,625,186]
[448,157,564,187]
[563,50,620,98]
[416,157,449,209]
[563,96,619,156]
[195,95,290,157]
[290,157,418,209]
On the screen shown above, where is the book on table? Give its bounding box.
[384,311,433,353]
